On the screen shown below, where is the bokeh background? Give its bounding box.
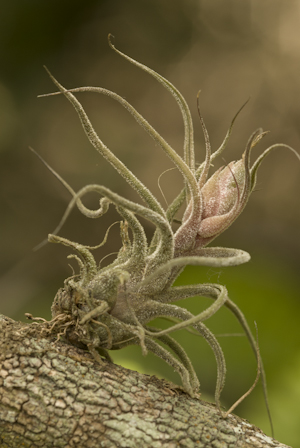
[1,1,299,445]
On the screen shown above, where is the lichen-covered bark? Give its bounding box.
[0,314,290,448]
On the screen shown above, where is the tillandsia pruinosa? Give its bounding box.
[29,35,299,432]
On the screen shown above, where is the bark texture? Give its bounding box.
[0,314,290,448]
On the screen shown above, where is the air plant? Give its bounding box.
[30,35,299,429]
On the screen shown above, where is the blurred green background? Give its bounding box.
[0,0,299,445]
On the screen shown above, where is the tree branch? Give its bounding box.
[0,314,290,448]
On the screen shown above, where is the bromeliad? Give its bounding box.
[30,36,299,428]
